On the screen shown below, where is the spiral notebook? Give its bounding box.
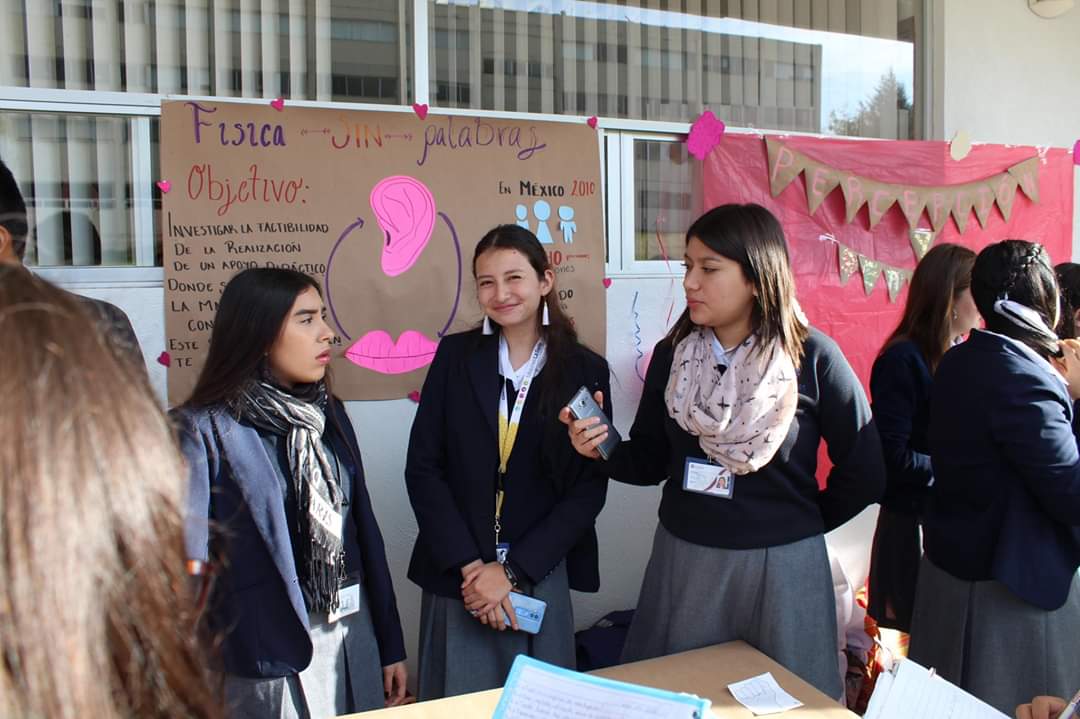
[864,658,1009,719]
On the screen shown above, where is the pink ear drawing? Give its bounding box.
[369,176,437,277]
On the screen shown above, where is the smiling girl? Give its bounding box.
[405,224,611,700]
[562,204,885,698]
[175,268,407,717]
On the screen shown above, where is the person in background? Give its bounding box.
[175,268,407,717]
[1054,262,1080,339]
[0,265,220,719]
[405,225,611,700]
[911,240,1080,714]
[563,203,885,699]
[867,243,979,634]
[0,157,144,371]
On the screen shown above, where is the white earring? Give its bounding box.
[542,300,550,326]
[482,315,495,335]
[952,310,958,321]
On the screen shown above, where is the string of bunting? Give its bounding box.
[767,137,1040,232]
[836,240,915,303]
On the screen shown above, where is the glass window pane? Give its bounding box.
[429,0,922,139]
[0,112,140,267]
[0,1,411,105]
[633,139,701,263]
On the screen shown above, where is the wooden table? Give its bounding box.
[349,641,858,718]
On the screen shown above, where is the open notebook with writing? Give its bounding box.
[864,658,1009,719]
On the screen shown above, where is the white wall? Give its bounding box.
[938,0,1080,257]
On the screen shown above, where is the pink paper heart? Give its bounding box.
[412,103,429,120]
[603,278,612,288]
[686,110,726,161]
[270,97,285,111]
[1073,139,1080,165]
[156,180,171,194]
[407,390,421,403]
[587,116,598,129]
[156,351,171,367]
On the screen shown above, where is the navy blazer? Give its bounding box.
[404,329,611,598]
[175,398,406,677]
[870,340,933,515]
[927,330,1080,610]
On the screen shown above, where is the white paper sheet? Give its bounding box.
[865,659,1009,719]
[494,657,710,719]
[726,672,804,715]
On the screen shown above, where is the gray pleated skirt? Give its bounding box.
[908,556,1080,715]
[623,523,843,700]
[223,584,385,719]
[416,561,575,701]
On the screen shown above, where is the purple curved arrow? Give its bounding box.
[324,212,462,342]
[437,211,462,338]
[324,217,363,341]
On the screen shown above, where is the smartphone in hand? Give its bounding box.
[567,385,621,460]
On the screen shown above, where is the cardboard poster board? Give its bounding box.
[161,100,605,403]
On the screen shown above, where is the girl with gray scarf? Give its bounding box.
[175,268,407,718]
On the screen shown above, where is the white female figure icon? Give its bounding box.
[533,200,554,244]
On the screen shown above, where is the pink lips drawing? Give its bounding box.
[345,330,439,374]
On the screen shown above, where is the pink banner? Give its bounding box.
[703,135,1074,485]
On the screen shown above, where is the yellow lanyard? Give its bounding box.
[494,339,545,543]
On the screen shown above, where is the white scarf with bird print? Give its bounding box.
[664,327,798,475]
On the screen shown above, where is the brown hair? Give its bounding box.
[883,243,976,373]
[0,266,221,719]
[665,203,808,367]
[473,224,583,413]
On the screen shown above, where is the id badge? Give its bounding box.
[496,542,510,565]
[328,583,360,623]
[683,457,734,499]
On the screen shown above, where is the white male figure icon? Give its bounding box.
[515,203,530,231]
[558,205,576,244]
[533,200,554,244]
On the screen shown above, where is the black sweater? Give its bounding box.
[607,328,885,549]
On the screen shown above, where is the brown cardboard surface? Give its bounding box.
[160,100,604,404]
[351,641,857,718]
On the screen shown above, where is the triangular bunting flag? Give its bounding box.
[838,244,859,286]
[884,267,905,302]
[859,254,883,296]
[910,228,935,260]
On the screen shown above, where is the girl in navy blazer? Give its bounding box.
[175,268,407,717]
[405,225,610,700]
[911,240,1080,714]
[866,243,978,633]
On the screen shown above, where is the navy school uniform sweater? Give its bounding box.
[869,339,934,515]
[926,330,1080,610]
[605,328,886,548]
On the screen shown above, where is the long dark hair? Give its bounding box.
[1055,262,1080,339]
[472,224,581,414]
[183,268,326,409]
[664,203,808,367]
[883,243,975,373]
[971,240,1061,361]
[0,266,222,719]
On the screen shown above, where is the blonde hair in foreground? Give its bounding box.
[0,266,221,719]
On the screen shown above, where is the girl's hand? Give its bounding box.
[1052,339,1080,400]
[461,562,516,629]
[382,661,408,707]
[558,390,608,459]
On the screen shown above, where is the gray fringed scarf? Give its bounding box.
[232,379,344,612]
